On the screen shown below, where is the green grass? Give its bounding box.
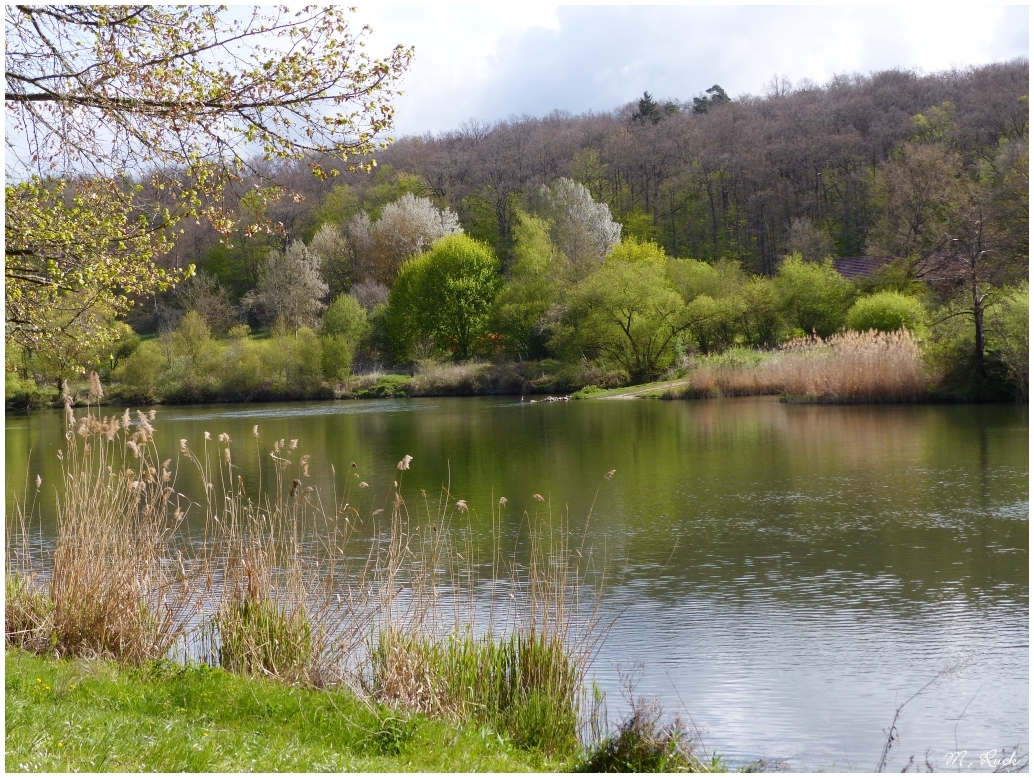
[372,631,585,754]
[5,647,577,772]
[571,378,687,399]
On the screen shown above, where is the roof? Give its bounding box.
[831,256,894,280]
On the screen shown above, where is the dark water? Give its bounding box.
[6,396,1028,771]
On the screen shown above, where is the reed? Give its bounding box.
[365,475,607,753]
[178,429,375,688]
[775,329,929,403]
[667,330,929,403]
[6,404,198,663]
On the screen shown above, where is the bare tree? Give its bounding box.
[785,218,835,262]
[349,278,390,312]
[169,271,241,335]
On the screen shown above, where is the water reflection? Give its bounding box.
[6,396,1028,770]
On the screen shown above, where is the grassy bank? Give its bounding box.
[5,648,568,772]
[6,357,628,409]
[10,326,1023,410]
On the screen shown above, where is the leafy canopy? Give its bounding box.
[555,243,698,381]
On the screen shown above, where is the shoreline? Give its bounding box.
[7,375,1021,413]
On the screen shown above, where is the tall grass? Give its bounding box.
[6,404,610,755]
[670,329,929,403]
[775,330,929,402]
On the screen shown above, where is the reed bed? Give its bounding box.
[7,404,198,663]
[669,329,929,403]
[6,401,610,755]
[775,329,929,403]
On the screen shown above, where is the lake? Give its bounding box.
[6,396,1028,771]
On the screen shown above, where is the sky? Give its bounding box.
[354,4,1030,137]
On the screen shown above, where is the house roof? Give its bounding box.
[831,256,894,280]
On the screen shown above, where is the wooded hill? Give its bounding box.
[161,58,1028,291]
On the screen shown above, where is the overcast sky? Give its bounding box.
[355,4,1029,137]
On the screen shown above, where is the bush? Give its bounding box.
[846,291,928,336]
[667,257,745,302]
[220,325,264,397]
[608,237,667,266]
[987,283,1028,399]
[5,371,59,408]
[321,334,356,382]
[322,294,371,343]
[736,277,785,347]
[686,294,745,354]
[284,328,325,394]
[112,340,167,401]
[775,253,855,338]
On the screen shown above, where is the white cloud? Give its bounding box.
[355,4,1029,136]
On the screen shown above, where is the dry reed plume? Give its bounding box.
[7,404,198,663]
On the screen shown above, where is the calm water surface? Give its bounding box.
[6,396,1028,771]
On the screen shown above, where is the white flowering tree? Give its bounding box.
[244,242,329,332]
[531,178,622,274]
[365,194,463,284]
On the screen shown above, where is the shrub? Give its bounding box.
[4,372,58,409]
[608,237,667,266]
[220,325,264,397]
[667,257,745,302]
[775,253,855,337]
[112,340,167,401]
[321,294,371,343]
[847,291,928,336]
[736,277,785,347]
[686,294,745,354]
[261,328,325,395]
[987,283,1029,399]
[321,334,356,382]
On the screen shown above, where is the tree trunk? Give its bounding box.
[972,277,986,380]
